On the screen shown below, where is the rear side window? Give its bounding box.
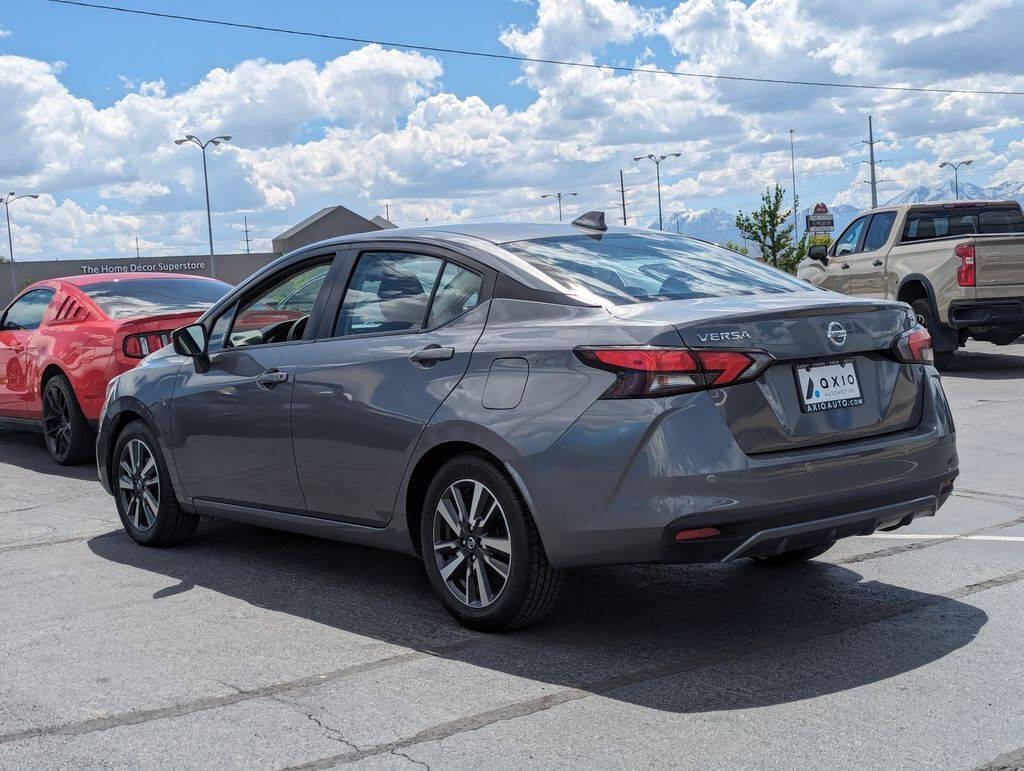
[334,252,444,337]
[2,288,55,331]
[502,233,808,305]
[81,278,231,320]
[862,212,897,252]
[902,205,1024,242]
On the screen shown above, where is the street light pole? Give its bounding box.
[540,192,577,222]
[175,134,231,277]
[2,192,40,297]
[938,159,973,201]
[633,153,681,231]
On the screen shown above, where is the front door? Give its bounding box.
[824,215,870,294]
[170,255,338,511]
[850,211,897,298]
[292,248,489,526]
[0,288,55,417]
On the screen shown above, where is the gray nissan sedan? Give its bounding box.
[96,212,958,630]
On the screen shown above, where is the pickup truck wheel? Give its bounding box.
[911,299,954,371]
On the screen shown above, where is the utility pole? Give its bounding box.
[385,203,390,222]
[789,129,799,246]
[859,116,879,209]
[618,170,628,226]
[540,192,577,222]
[135,236,141,259]
[243,216,251,254]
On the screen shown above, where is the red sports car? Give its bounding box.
[0,273,231,464]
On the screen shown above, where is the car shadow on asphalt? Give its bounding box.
[0,430,96,480]
[87,518,987,714]
[943,344,1024,380]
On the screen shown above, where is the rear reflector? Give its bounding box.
[674,527,722,541]
[891,326,934,365]
[955,243,976,287]
[575,346,772,398]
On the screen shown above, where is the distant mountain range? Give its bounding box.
[646,180,1024,248]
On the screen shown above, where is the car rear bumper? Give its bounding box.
[947,297,1024,328]
[510,369,958,569]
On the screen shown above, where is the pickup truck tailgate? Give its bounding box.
[975,235,1024,295]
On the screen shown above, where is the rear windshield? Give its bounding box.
[81,278,231,320]
[901,205,1024,242]
[502,233,808,304]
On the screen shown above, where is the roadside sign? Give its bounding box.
[806,202,834,234]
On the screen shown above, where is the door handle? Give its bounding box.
[841,263,851,270]
[872,260,883,267]
[11,344,24,353]
[255,369,289,390]
[409,345,455,365]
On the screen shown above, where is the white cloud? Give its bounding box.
[0,27,11,38]
[4,0,1024,257]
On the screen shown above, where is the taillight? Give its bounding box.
[956,243,975,287]
[122,331,171,359]
[574,346,773,398]
[892,326,934,365]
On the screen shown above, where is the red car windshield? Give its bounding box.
[80,278,231,320]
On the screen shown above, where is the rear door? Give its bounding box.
[291,243,492,526]
[0,288,55,417]
[170,253,340,512]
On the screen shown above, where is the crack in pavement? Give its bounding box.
[271,696,360,753]
[0,644,477,746]
[0,530,119,554]
[975,744,1024,770]
[840,514,1024,565]
[282,569,1024,770]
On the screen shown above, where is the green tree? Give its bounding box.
[723,240,749,255]
[735,184,806,274]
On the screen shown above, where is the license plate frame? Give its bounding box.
[793,358,864,413]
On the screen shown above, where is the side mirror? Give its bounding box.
[809,244,828,264]
[172,324,208,357]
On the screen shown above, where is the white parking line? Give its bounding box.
[862,533,1024,542]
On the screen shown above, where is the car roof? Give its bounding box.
[302,221,645,250]
[857,199,1022,217]
[58,272,227,287]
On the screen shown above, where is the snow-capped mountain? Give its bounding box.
[643,180,1024,248]
[884,179,989,205]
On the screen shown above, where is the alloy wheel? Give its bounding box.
[118,439,160,531]
[42,385,73,459]
[432,479,512,608]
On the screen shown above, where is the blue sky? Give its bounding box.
[3,0,1024,259]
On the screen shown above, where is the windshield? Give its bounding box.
[81,278,232,320]
[502,232,808,304]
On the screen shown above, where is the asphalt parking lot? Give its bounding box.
[2,341,1023,770]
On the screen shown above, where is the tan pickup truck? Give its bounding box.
[798,200,1024,369]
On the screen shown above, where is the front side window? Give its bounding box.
[80,278,230,320]
[2,288,55,331]
[833,217,868,256]
[209,258,334,350]
[862,212,897,253]
[503,233,808,305]
[334,252,444,337]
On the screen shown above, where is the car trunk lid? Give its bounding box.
[611,292,924,453]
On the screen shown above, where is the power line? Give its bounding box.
[48,0,1024,98]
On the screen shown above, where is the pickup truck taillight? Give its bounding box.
[955,243,976,287]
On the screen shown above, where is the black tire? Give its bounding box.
[752,541,835,566]
[112,420,198,546]
[420,453,560,631]
[911,298,954,371]
[41,374,94,465]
